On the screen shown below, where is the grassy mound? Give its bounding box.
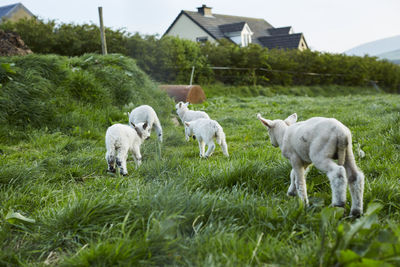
[0,53,173,142]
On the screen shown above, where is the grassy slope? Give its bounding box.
[1,55,400,266]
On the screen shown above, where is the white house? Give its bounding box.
[164,5,308,50]
[0,3,34,23]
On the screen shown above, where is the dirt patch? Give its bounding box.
[0,29,33,56]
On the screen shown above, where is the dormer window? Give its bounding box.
[219,22,253,47]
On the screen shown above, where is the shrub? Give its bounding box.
[0,18,127,56]
[2,18,400,92]
[0,54,173,141]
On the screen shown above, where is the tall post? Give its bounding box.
[98,6,107,55]
[189,66,195,85]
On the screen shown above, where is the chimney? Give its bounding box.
[197,5,212,16]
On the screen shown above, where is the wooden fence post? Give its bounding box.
[98,6,107,55]
[190,66,195,85]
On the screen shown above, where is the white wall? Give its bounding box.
[166,14,216,43]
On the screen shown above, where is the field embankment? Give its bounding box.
[0,54,173,142]
[1,54,400,266]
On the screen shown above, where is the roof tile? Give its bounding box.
[178,10,306,49]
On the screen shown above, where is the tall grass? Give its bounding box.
[1,54,400,265]
[0,54,174,143]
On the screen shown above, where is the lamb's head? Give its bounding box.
[184,121,194,141]
[257,113,297,147]
[131,122,151,140]
[175,101,189,117]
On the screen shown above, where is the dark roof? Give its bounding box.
[0,3,18,18]
[172,11,274,46]
[0,3,33,21]
[219,21,246,33]
[164,9,308,50]
[268,26,292,35]
[258,33,304,50]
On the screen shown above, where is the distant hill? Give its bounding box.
[377,49,400,62]
[345,35,400,63]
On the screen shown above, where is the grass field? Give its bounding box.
[2,94,400,266]
[1,55,400,266]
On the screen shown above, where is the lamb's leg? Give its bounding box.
[314,159,347,208]
[116,148,129,176]
[287,169,297,197]
[205,141,215,158]
[105,151,116,173]
[291,161,309,206]
[132,146,142,168]
[198,139,205,158]
[347,169,364,217]
[220,137,229,157]
[185,126,190,142]
[345,153,364,217]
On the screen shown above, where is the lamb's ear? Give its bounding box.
[178,102,182,108]
[184,122,190,127]
[284,113,297,126]
[185,102,190,106]
[143,122,148,130]
[257,113,274,128]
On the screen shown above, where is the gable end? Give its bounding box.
[164,11,218,41]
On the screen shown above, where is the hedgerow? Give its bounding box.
[2,19,400,92]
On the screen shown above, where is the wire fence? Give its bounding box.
[204,66,381,90]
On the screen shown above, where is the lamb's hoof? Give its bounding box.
[350,209,362,218]
[332,202,345,208]
[287,191,297,197]
[107,168,116,174]
[192,135,196,140]
[120,172,128,176]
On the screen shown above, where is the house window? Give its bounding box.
[196,36,208,43]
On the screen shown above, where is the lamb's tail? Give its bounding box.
[215,126,229,157]
[337,134,349,166]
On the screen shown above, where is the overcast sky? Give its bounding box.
[2,0,400,53]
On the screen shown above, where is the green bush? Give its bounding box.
[0,18,127,56]
[2,18,400,92]
[125,35,400,92]
[0,54,173,141]
[126,34,212,84]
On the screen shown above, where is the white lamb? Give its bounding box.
[175,101,210,141]
[184,118,229,158]
[105,122,151,175]
[128,105,163,142]
[257,113,364,217]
